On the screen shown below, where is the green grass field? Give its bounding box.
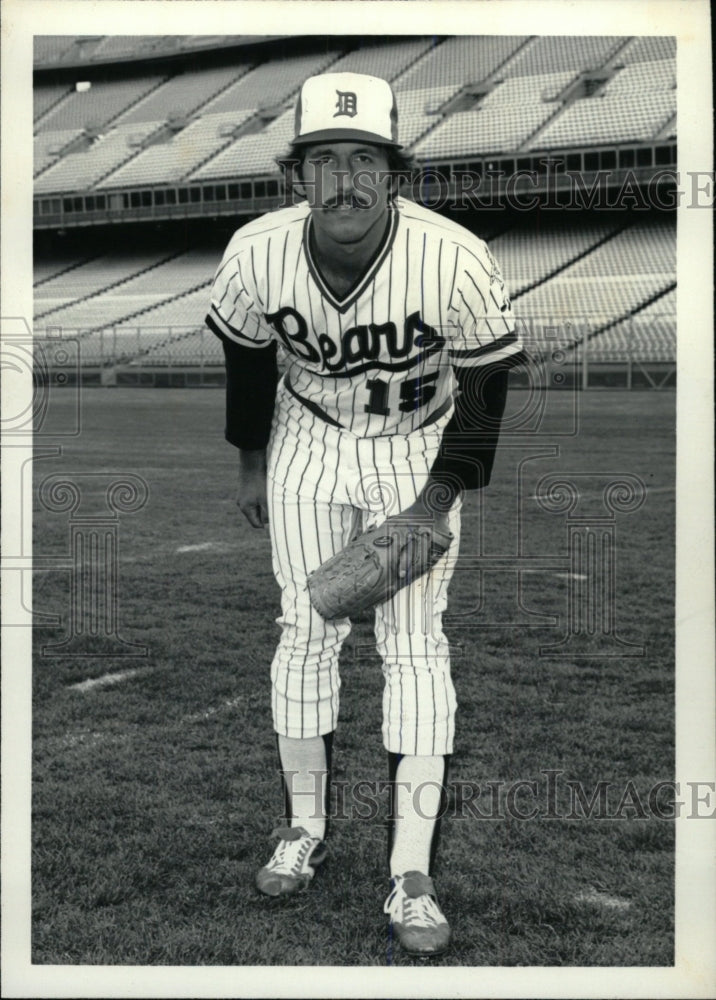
[32,386,675,967]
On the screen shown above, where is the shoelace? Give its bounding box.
[384,883,446,928]
[265,833,316,876]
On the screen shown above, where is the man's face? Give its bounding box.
[298,141,394,246]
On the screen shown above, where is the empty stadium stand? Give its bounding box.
[417,104,556,158]
[618,36,676,64]
[565,218,675,276]
[482,71,578,106]
[601,58,676,97]
[189,109,295,181]
[394,36,529,90]
[505,36,629,76]
[35,122,166,192]
[34,36,76,63]
[113,284,213,337]
[393,86,462,148]
[201,49,343,113]
[328,39,434,83]
[591,287,675,360]
[88,36,179,62]
[125,327,225,367]
[513,218,675,332]
[34,129,86,177]
[487,220,624,296]
[531,92,676,148]
[33,34,281,67]
[34,83,72,121]
[98,111,258,187]
[114,64,255,126]
[34,250,174,318]
[32,35,678,213]
[35,248,217,328]
[36,75,169,133]
[34,255,94,287]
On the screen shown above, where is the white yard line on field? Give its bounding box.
[574,888,631,911]
[69,668,147,692]
[175,541,240,553]
[521,570,588,580]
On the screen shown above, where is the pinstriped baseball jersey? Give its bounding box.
[207,196,521,437]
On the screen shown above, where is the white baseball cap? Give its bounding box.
[293,72,401,148]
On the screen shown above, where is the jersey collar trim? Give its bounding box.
[303,204,399,314]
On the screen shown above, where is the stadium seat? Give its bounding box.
[33,36,79,64]
[97,111,257,187]
[327,39,434,82]
[34,122,166,193]
[33,250,173,318]
[34,84,72,123]
[114,64,255,125]
[89,36,173,61]
[589,310,676,361]
[514,217,675,332]
[530,92,676,148]
[414,103,555,158]
[34,129,86,177]
[34,256,93,286]
[601,59,676,97]
[393,86,462,147]
[618,36,677,64]
[200,49,344,113]
[36,75,169,133]
[481,71,577,106]
[505,36,628,77]
[113,284,212,334]
[566,219,675,276]
[489,220,623,296]
[189,109,296,180]
[35,249,216,328]
[394,36,529,91]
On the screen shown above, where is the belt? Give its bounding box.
[284,375,453,434]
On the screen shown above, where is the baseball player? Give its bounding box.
[206,72,524,956]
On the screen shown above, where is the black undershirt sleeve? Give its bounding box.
[219,334,278,450]
[430,351,527,491]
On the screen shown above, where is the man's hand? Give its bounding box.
[394,477,460,580]
[399,495,450,538]
[237,448,269,529]
[399,475,461,537]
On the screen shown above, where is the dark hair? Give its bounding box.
[277,142,417,194]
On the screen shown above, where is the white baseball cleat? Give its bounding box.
[255,826,327,897]
[384,870,452,955]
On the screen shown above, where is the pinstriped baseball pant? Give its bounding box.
[266,379,460,756]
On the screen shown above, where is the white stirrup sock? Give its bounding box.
[277,734,328,841]
[389,754,445,877]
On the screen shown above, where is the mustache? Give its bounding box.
[321,195,370,209]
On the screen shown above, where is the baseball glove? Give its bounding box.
[306,517,454,620]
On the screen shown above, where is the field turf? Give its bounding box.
[32,386,675,966]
